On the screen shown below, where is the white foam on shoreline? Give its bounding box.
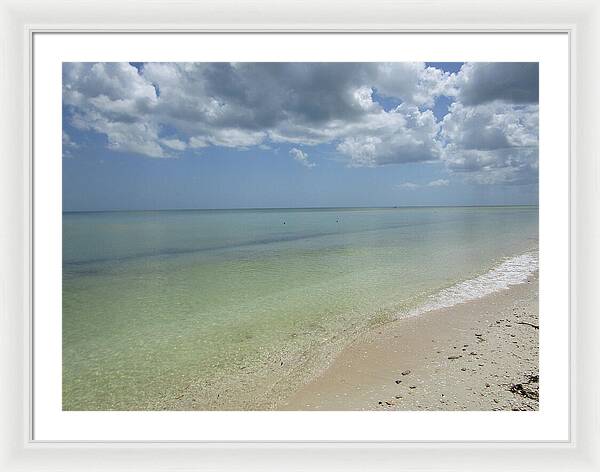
[406,251,538,318]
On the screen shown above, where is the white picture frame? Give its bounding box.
[1,0,598,470]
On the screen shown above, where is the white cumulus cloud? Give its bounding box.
[160,138,187,151]
[289,148,315,168]
[398,179,450,190]
[62,61,538,187]
[440,101,538,184]
[428,179,450,187]
[398,182,420,190]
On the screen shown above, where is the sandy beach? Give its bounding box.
[279,272,539,411]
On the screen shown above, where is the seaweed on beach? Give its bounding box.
[508,373,539,401]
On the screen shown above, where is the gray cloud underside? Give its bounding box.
[454,62,539,106]
[63,62,539,185]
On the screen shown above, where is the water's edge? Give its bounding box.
[63,248,539,410]
[407,251,539,318]
[270,249,539,410]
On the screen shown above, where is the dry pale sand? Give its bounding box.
[279,273,539,411]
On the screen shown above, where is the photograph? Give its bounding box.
[61,61,540,412]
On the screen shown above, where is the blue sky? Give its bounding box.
[62,62,539,211]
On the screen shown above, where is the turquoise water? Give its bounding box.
[62,206,538,410]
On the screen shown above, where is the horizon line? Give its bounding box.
[63,204,539,214]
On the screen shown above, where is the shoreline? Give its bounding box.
[63,249,539,411]
[278,272,539,411]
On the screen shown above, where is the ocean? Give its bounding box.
[62,206,538,410]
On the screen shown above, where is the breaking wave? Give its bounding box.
[407,251,538,318]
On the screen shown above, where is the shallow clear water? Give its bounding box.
[62,206,538,410]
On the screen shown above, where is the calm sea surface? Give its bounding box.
[63,206,538,410]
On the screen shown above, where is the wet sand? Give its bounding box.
[279,273,539,411]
